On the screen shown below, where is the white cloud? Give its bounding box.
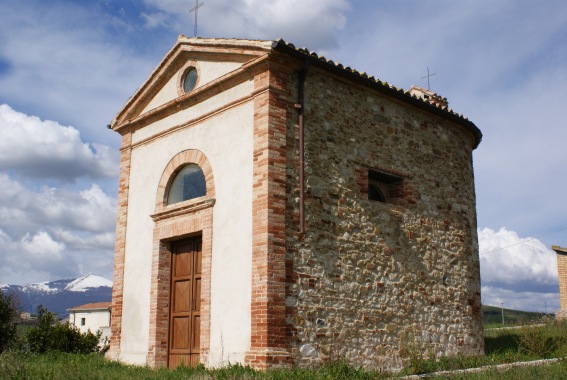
[0,172,116,285]
[52,229,115,251]
[481,286,559,314]
[478,227,559,312]
[479,227,557,288]
[238,0,350,50]
[0,104,119,180]
[21,231,65,258]
[0,1,152,146]
[141,11,169,29]
[143,0,350,51]
[0,174,116,236]
[0,229,79,284]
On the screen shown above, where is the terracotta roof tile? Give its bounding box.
[68,302,111,311]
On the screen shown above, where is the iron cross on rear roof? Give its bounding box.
[189,0,205,37]
[421,67,436,90]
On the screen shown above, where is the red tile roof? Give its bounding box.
[68,302,111,311]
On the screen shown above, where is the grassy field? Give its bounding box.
[1,353,381,380]
[398,317,567,377]
[1,318,566,379]
[482,305,550,327]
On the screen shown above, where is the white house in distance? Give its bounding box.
[68,301,111,343]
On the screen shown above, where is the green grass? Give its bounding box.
[397,318,567,377]
[0,352,386,380]
[426,360,567,380]
[2,319,567,379]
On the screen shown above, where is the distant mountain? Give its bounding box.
[0,275,112,318]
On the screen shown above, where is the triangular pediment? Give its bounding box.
[111,36,274,129]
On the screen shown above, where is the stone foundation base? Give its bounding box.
[105,347,119,361]
[245,349,292,369]
[555,309,567,320]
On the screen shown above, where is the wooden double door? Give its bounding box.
[168,236,202,367]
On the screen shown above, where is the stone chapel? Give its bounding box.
[108,36,484,370]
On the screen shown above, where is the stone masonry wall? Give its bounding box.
[284,67,483,370]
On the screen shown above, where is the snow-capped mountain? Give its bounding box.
[1,275,112,317]
[65,275,113,292]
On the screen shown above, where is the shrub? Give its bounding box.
[26,305,102,354]
[0,291,18,352]
[516,317,567,358]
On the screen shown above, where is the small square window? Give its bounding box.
[368,169,404,204]
[81,318,86,326]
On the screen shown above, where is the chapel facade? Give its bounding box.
[108,36,484,370]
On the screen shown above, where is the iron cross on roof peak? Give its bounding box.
[189,0,205,37]
[421,67,436,91]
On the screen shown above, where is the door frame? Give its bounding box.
[148,203,213,367]
[147,149,215,367]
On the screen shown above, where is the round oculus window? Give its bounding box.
[182,67,198,93]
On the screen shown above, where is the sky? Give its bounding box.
[0,0,566,313]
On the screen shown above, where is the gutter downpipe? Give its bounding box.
[297,60,309,233]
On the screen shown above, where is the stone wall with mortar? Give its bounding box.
[284,67,484,370]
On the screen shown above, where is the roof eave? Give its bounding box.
[110,36,275,130]
[67,307,111,312]
[271,39,482,149]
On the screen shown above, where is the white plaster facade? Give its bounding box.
[114,41,256,366]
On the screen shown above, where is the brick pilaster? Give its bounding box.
[245,62,293,368]
[108,132,132,360]
[553,246,567,319]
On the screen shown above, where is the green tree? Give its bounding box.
[0,291,18,352]
[26,305,102,354]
